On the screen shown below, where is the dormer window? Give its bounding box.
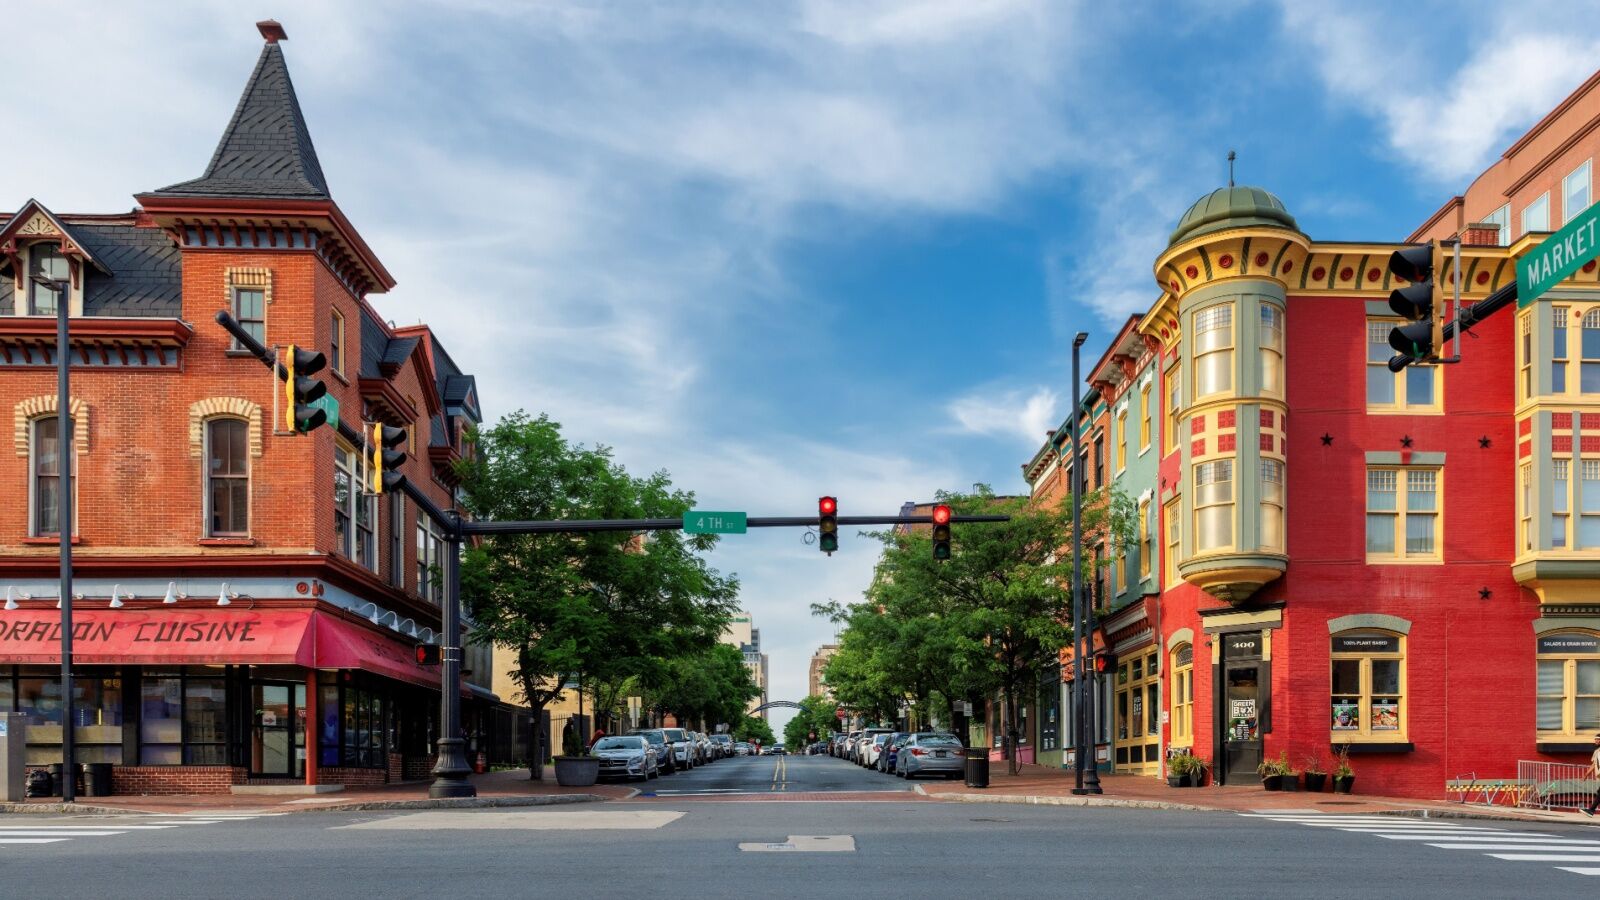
[27,245,70,315]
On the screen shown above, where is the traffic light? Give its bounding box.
[281,344,328,433]
[1092,652,1117,675]
[369,422,408,494]
[931,503,952,560]
[415,643,441,666]
[1386,242,1445,366]
[818,496,838,554]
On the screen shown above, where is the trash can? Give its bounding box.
[84,763,113,797]
[25,769,51,798]
[47,763,63,797]
[964,747,990,789]
[48,763,82,798]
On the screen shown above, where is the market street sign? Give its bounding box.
[682,511,747,534]
[310,393,340,431]
[1518,202,1600,306]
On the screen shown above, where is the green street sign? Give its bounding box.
[1518,202,1600,307]
[310,394,339,431]
[683,511,747,534]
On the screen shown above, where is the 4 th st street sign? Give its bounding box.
[1518,201,1600,307]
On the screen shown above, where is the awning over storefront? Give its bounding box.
[0,608,440,690]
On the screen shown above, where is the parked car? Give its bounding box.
[734,742,753,756]
[710,734,734,758]
[593,735,659,781]
[661,727,696,769]
[631,729,677,774]
[844,730,864,762]
[770,744,787,755]
[688,731,711,764]
[877,732,911,773]
[831,734,849,757]
[857,728,893,766]
[895,732,964,779]
[861,733,892,768]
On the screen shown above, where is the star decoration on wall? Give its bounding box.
[1478,587,1492,600]
[1320,433,1333,446]
[1479,436,1492,448]
[1400,435,1413,447]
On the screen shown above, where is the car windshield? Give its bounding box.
[916,735,962,747]
[872,735,890,745]
[594,737,644,750]
[635,731,664,742]
[663,729,687,741]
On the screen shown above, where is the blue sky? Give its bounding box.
[9,0,1600,735]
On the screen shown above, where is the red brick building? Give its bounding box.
[1029,68,1600,800]
[0,22,517,794]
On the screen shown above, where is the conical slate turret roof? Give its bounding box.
[151,41,329,199]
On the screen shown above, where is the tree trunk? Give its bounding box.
[528,697,547,780]
[1006,687,1022,776]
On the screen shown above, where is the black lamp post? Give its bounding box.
[429,512,476,797]
[30,271,74,803]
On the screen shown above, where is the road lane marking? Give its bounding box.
[338,810,686,831]
[738,834,855,852]
[1377,833,1561,841]
[0,839,70,844]
[1488,853,1600,862]
[1556,867,1600,875]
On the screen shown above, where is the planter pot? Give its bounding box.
[1167,774,1191,788]
[1303,773,1328,793]
[1280,773,1300,792]
[1333,775,1355,794]
[553,756,600,787]
[1262,774,1282,791]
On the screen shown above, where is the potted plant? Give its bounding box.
[1257,753,1285,790]
[1167,753,1192,787]
[1186,755,1209,787]
[1303,755,1328,793]
[553,693,600,787]
[1332,745,1355,794]
[1279,752,1300,792]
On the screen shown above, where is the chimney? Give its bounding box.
[257,19,288,43]
[1463,221,1501,247]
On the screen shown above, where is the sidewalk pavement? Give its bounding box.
[914,762,1600,826]
[0,769,634,816]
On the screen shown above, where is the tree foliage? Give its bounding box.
[816,484,1134,773]
[783,694,840,748]
[733,715,775,746]
[645,643,760,731]
[457,411,740,772]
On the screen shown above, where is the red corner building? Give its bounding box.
[1028,68,1600,799]
[0,23,518,794]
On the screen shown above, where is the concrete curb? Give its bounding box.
[924,791,1210,812]
[0,793,613,817]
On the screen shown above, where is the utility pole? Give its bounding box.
[1070,332,1089,795]
[32,271,74,802]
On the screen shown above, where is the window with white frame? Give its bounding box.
[1261,458,1284,551]
[1194,459,1233,552]
[27,246,69,316]
[204,418,249,537]
[1555,459,1571,548]
[1367,320,1437,410]
[1481,203,1510,246]
[1553,306,1570,393]
[232,288,265,347]
[1366,467,1440,561]
[1524,192,1551,234]
[30,416,72,537]
[1566,160,1592,224]
[1193,304,1233,397]
[417,515,444,603]
[1582,310,1600,393]
[1259,303,1283,395]
[1581,460,1600,547]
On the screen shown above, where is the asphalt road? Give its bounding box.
[641,750,924,796]
[3,756,1598,899]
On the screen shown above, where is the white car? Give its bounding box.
[592,735,659,782]
[661,727,695,768]
[861,732,892,768]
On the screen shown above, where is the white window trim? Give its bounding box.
[201,417,251,538]
[1524,192,1551,236]
[1565,159,1592,224]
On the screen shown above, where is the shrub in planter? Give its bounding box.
[1302,754,1329,793]
[1331,745,1355,794]
[1258,750,1292,790]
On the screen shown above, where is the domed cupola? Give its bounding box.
[1169,186,1298,248]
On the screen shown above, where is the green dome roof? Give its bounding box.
[1168,186,1298,247]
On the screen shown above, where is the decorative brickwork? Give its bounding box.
[1190,439,1205,457]
[1260,434,1273,451]
[321,766,388,787]
[1190,416,1206,434]
[109,765,246,795]
[1555,412,1573,430]
[1260,409,1274,428]
[187,397,264,458]
[1218,409,1236,429]
[13,395,89,456]
[1218,434,1236,452]
[1556,435,1573,453]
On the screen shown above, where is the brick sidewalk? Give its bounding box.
[913,762,1598,825]
[0,769,633,815]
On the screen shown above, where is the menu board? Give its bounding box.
[1538,634,1600,655]
[1228,698,1257,741]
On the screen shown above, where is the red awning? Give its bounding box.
[0,609,315,666]
[311,612,438,690]
[0,609,441,691]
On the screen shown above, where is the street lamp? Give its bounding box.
[1069,332,1101,795]
[30,270,74,803]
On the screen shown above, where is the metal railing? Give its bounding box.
[1516,760,1597,811]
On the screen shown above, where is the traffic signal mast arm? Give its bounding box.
[1387,280,1518,373]
[462,513,1009,536]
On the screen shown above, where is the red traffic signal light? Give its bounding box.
[819,496,837,515]
[931,504,951,525]
[415,643,441,666]
[819,496,839,554]
[1092,652,1116,675]
[931,504,952,560]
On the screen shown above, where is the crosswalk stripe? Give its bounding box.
[1424,843,1600,852]
[0,825,179,830]
[0,831,125,837]
[1488,853,1600,862]
[1556,867,1600,875]
[0,839,70,844]
[1377,833,1561,841]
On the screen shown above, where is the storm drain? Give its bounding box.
[738,835,856,852]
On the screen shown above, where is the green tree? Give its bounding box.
[646,643,760,732]
[820,484,1133,774]
[733,715,776,746]
[783,694,840,748]
[457,411,740,776]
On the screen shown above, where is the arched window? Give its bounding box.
[1330,630,1406,741]
[1170,643,1194,747]
[204,419,249,537]
[30,416,69,536]
[1582,309,1600,393]
[27,245,69,316]
[1537,631,1600,738]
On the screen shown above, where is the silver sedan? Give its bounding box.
[895,733,965,779]
[593,735,660,781]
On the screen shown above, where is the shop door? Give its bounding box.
[251,683,305,778]
[1222,665,1261,782]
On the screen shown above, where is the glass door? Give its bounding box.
[1223,666,1261,783]
[251,683,305,777]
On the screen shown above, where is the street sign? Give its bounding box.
[682,511,747,534]
[835,707,846,720]
[310,393,339,430]
[1518,202,1600,306]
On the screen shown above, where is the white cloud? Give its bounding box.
[947,385,1061,445]
[1275,0,1600,183]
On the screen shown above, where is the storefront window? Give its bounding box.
[1171,644,1194,747]
[140,674,183,765]
[136,669,229,766]
[1329,631,1406,741]
[1114,649,1160,771]
[1536,632,1600,738]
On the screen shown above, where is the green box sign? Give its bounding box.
[683,511,747,534]
[1517,201,1600,307]
[311,394,339,430]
